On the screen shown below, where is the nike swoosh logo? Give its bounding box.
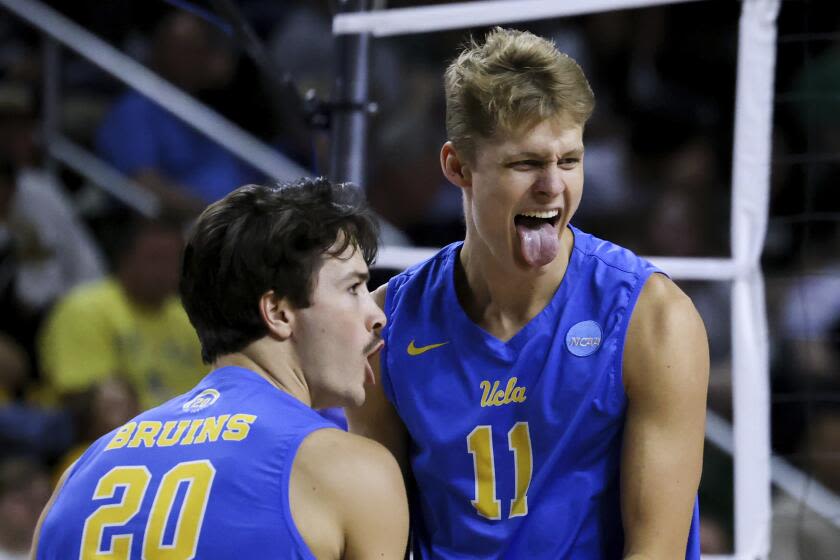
[407,339,449,356]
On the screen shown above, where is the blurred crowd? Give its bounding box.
[0,0,838,557]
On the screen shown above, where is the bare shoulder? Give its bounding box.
[295,427,403,490]
[292,428,408,559]
[624,273,709,396]
[632,273,699,325]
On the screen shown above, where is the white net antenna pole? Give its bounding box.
[730,0,779,557]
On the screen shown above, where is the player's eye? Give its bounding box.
[349,282,363,295]
[511,160,543,170]
[559,158,580,169]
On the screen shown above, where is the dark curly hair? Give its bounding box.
[179,177,379,363]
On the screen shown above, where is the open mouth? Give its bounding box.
[514,209,562,229]
[364,339,384,358]
[513,209,562,267]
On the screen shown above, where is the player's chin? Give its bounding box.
[346,389,366,409]
[334,381,367,409]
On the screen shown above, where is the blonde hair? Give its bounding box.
[444,27,595,158]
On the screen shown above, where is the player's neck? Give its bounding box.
[213,343,312,407]
[458,228,573,339]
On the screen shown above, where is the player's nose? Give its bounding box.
[365,295,386,332]
[533,165,565,199]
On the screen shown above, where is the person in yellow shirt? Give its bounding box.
[39,216,205,410]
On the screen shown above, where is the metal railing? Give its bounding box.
[1,0,309,215]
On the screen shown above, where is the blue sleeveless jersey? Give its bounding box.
[382,226,700,559]
[37,367,335,559]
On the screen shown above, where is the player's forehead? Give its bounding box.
[479,117,584,160]
[316,240,369,284]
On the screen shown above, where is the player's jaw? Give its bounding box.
[323,335,382,408]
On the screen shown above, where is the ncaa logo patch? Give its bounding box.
[566,320,602,357]
[182,388,220,413]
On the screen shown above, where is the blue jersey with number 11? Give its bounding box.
[381,226,700,559]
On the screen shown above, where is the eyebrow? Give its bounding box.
[506,147,585,159]
[342,270,370,284]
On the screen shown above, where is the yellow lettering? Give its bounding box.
[194,415,231,444]
[222,414,257,441]
[158,420,191,447]
[480,381,492,407]
[180,419,205,445]
[479,378,527,407]
[492,379,507,405]
[127,421,162,448]
[504,378,517,402]
[105,422,137,450]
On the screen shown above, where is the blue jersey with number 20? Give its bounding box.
[382,226,701,559]
[37,367,335,559]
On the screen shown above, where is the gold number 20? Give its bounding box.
[80,460,216,560]
[466,422,533,520]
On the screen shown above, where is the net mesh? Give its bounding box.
[766,1,840,558]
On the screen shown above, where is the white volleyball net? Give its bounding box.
[334,1,796,558]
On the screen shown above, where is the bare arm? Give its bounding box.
[340,434,409,559]
[621,273,709,560]
[291,429,409,560]
[344,284,410,475]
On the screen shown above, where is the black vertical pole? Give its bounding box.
[329,0,371,187]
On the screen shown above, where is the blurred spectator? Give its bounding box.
[38,214,205,410]
[771,402,840,559]
[0,87,105,370]
[699,514,731,555]
[776,234,840,383]
[268,3,334,101]
[367,71,455,247]
[96,11,261,217]
[0,17,39,86]
[0,456,50,559]
[698,444,734,554]
[0,334,73,463]
[0,332,26,402]
[791,40,840,156]
[634,133,732,414]
[53,377,140,481]
[0,109,104,312]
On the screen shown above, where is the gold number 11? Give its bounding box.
[466,422,533,520]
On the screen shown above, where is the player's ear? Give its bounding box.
[441,141,472,189]
[259,291,294,341]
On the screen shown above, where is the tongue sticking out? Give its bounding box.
[364,361,376,385]
[516,220,560,267]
